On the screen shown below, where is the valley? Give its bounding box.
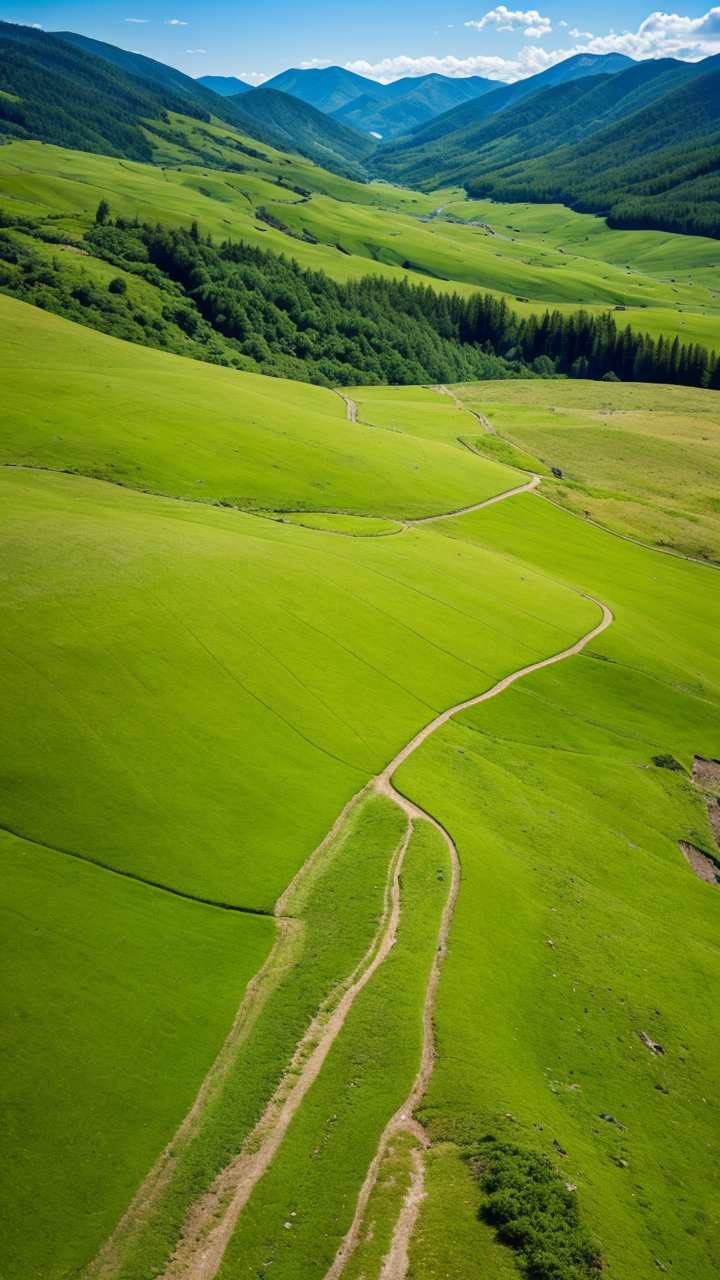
[0,20,718,1280]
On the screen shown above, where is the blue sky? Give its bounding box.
[6,0,720,83]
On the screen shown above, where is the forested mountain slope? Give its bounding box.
[54,29,268,137]
[329,74,495,140]
[0,23,282,160]
[229,87,375,178]
[371,57,720,237]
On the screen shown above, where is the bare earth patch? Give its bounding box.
[692,757,720,790]
[679,842,720,885]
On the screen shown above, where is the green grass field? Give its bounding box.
[453,379,720,561]
[0,827,274,1280]
[1,294,516,517]
[216,819,450,1280]
[2,251,719,1280]
[2,132,719,352]
[394,494,720,1279]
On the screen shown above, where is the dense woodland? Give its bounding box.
[375,62,720,240]
[1,212,718,389]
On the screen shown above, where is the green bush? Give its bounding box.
[467,1138,602,1280]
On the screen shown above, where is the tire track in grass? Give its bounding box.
[162,593,612,1280]
[87,479,612,1280]
[324,597,613,1280]
[159,809,415,1280]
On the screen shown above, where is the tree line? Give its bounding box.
[1,208,718,390]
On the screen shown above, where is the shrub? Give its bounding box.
[466,1138,602,1280]
[108,276,127,295]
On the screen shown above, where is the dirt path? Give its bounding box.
[409,473,540,524]
[337,393,358,422]
[87,479,613,1280]
[323,594,613,1279]
[428,385,497,434]
[158,818,414,1280]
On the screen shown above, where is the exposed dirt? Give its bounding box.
[87,479,613,1280]
[379,1145,427,1280]
[337,394,358,423]
[158,819,413,1280]
[692,757,720,789]
[679,841,720,885]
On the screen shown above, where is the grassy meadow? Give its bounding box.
[2,131,719,352]
[2,301,608,1277]
[1,136,719,1280]
[454,379,720,561]
[0,826,274,1280]
[216,819,451,1280]
[394,493,720,1279]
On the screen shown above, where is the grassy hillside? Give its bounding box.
[1,326,602,1275]
[0,293,516,509]
[0,827,274,1280]
[1,136,718,361]
[1,287,718,1278]
[452,378,720,562]
[229,86,376,178]
[397,493,720,1280]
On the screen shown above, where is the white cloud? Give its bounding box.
[31,21,42,27]
[239,71,268,83]
[466,6,552,37]
[300,58,332,68]
[124,17,149,22]
[178,48,205,53]
[346,6,720,83]
[559,18,567,25]
[569,28,593,37]
[164,18,187,23]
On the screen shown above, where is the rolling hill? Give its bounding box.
[229,86,376,177]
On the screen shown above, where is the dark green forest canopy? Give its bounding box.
[1,214,718,389]
[371,61,720,240]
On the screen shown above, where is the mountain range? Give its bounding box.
[1,23,718,237]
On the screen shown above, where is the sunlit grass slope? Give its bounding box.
[395,494,720,1278]
[217,821,450,1280]
[1,294,516,516]
[0,826,274,1280]
[454,378,720,561]
[1,135,718,349]
[1,464,595,911]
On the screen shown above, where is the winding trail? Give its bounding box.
[86,476,613,1280]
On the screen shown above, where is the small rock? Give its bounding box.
[639,1030,664,1056]
[600,1114,628,1131]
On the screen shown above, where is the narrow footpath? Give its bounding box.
[85,476,613,1280]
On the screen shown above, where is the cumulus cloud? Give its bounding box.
[164,18,187,23]
[239,71,268,83]
[466,6,552,37]
[569,28,593,37]
[346,6,720,83]
[300,58,332,68]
